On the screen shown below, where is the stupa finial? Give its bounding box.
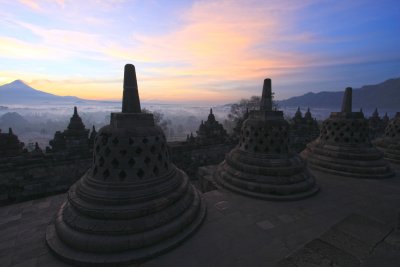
[210,108,213,114]
[73,106,77,116]
[122,64,141,113]
[341,87,352,113]
[260,78,272,111]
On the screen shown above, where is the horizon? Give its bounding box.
[1,76,399,106]
[0,0,399,104]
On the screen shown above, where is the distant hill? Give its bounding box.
[0,80,82,104]
[278,78,400,110]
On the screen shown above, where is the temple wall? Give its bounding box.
[0,156,91,206]
[0,142,233,206]
[168,141,234,177]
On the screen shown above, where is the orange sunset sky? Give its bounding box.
[0,0,399,104]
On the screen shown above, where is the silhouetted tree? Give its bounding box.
[225,94,277,140]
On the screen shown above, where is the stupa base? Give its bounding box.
[377,147,400,165]
[214,161,319,201]
[46,188,206,267]
[302,145,395,179]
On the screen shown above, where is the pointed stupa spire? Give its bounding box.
[383,112,389,120]
[295,106,302,117]
[73,106,78,116]
[373,108,379,117]
[122,64,141,113]
[305,107,312,120]
[8,128,13,135]
[260,78,272,111]
[341,87,352,113]
[210,108,213,114]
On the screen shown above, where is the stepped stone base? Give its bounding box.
[302,142,395,179]
[214,149,319,201]
[45,168,207,266]
[2,168,400,267]
[374,141,400,165]
[46,189,206,266]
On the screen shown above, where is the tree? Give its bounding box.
[225,94,277,140]
[142,108,169,135]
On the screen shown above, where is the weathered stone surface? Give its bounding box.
[278,213,397,267]
[374,112,400,164]
[45,64,206,266]
[0,156,90,206]
[213,79,319,200]
[290,107,320,152]
[302,87,394,178]
[1,168,400,266]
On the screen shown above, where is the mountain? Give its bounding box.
[278,78,400,110]
[0,112,30,131]
[0,80,82,104]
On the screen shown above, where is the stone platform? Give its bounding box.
[1,167,400,267]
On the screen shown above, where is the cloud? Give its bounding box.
[18,0,41,11]
[2,0,399,103]
[0,37,70,60]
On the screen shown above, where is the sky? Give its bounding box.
[0,0,399,104]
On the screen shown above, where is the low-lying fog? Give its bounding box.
[0,101,395,150]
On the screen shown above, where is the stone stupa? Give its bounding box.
[213,79,319,200]
[374,112,400,164]
[64,106,90,151]
[301,87,394,178]
[46,64,206,266]
[0,128,24,158]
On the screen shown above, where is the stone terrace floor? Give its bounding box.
[1,165,400,267]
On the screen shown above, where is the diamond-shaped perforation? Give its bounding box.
[129,137,134,145]
[91,133,170,181]
[153,166,159,175]
[128,158,135,167]
[112,137,119,145]
[137,169,144,179]
[320,119,370,144]
[103,169,110,179]
[239,123,289,154]
[99,157,105,167]
[101,135,108,145]
[104,147,111,157]
[119,170,126,181]
[111,158,119,168]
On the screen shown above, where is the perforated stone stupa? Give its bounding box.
[48,107,90,154]
[301,87,394,178]
[374,112,400,164]
[0,128,24,158]
[46,64,206,266]
[213,79,319,200]
[195,108,228,146]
